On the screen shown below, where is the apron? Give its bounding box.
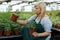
[20,19,48,40]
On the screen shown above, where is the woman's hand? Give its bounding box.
[32,32,50,37]
[32,32,40,37]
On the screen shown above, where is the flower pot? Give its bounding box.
[54,24,60,29]
[10,14,18,22]
[13,29,19,35]
[4,31,11,36]
[11,30,14,35]
[0,30,3,36]
[56,24,60,29]
[29,28,35,36]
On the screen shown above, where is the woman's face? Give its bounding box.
[34,5,41,15]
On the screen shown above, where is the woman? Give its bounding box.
[10,2,52,40]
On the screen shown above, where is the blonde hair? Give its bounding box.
[34,2,46,17]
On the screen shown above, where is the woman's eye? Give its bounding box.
[36,8,38,9]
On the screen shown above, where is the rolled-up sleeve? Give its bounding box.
[43,18,52,32]
[27,15,36,23]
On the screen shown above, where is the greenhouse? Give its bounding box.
[0,0,60,40]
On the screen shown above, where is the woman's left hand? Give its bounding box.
[32,32,40,37]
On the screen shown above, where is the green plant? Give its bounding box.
[11,23,20,29]
[0,23,4,30]
[27,21,36,29]
[15,9,20,14]
[4,23,11,32]
[0,23,4,36]
[10,23,21,35]
[0,11,60,32]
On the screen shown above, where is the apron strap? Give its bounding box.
[38,18,42,24]
[34,15,43,24]
[34,17,42,24]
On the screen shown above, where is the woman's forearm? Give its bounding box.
[38,32,51,37]
[16,20,27,25]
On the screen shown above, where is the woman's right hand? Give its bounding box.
[10,14,18,22]
[32,32,39,37]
